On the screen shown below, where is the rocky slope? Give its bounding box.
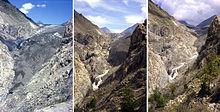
[0,18,72,112]
[0,41,14,104]
[74,10,146,111]
[0,0,38,41]
[148,1,220,111]
[0,1,73,111]
[155,15,220,112]
[148,0,198,94]
[74,10,110,105]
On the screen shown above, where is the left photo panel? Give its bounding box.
[74,0,147,111]
[0,0,73,111]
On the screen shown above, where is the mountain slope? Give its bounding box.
[0,18,73,112]
[121,23,139,34]
[196,15,216,28]
[179,20,195,28]
[160,15,220,112]
[74,10,111,105]
[74,10,106,36]
[79,20,146,112]
[0,0,38,39]
[148,0,198,94]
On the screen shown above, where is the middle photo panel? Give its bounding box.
[74,0,147,111]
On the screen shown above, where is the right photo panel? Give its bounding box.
[148,0,220,111]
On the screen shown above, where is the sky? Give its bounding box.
[152,0,220,26]
[8,0,72,24]
[74,0,147,33]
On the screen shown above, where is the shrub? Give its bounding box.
[120,88,139,112]
[169,84,176,97]
[149,87,166,108]
[198,53,220,97]
[74,104,82,112]
[90,97,97,111]
[184,83,188,89]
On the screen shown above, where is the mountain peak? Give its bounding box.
[196,15,217,28]
[121,23,139,34]
[179,20,195,28]
[101,27,111,33]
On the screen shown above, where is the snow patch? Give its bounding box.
[53,32,62,38]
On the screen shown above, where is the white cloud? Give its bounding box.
[19,3,35,14]
[152,0,220,25]
[37,4,46,8]
[141,4,147,14]
[19,8,29,14]
[123,0,129,5]
[22,3,35,10]
[76,0,101,7]
[125,15,145,25]
[19,3,46,14]
[76,0,127,13]
[86,15,110,26]
[111,29,124,33]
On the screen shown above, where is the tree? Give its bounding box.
[120,88,139,112]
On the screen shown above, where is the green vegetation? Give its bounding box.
[184,83,188,89]
[149,87,166,108]
[74,104,82,112]
[197,53,220,97]
[54,98,67,104]
[89,97,97,112]
[169,84,176,98]
[120,87,139,112]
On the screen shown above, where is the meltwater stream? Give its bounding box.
[92,70,109,91]
[168,53,198,81]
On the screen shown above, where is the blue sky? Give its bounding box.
[74,0,146,33]
[9,0,72,24]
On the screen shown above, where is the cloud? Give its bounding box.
[19,3,35,14]
[123,0,129,5]
[36,4,46,8]
[125,15,145,25]
[76,0,101,8]
[86,15,110,26]
[111,29,124,33]
[152,0,220,26]
[19,3,46,14]
[76,0,127,13]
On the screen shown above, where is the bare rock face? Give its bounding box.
[0,0,38,40]
[74,10,111,105]
[0,41,14,104]
[161,15,220,112]
[79,20,146,112]
[196,15,220,68]
[0,19,72,112]
[34,101,73,112]
[148,0,198,94]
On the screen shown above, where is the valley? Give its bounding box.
[148,0,220,111]
[74,9,146,111]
